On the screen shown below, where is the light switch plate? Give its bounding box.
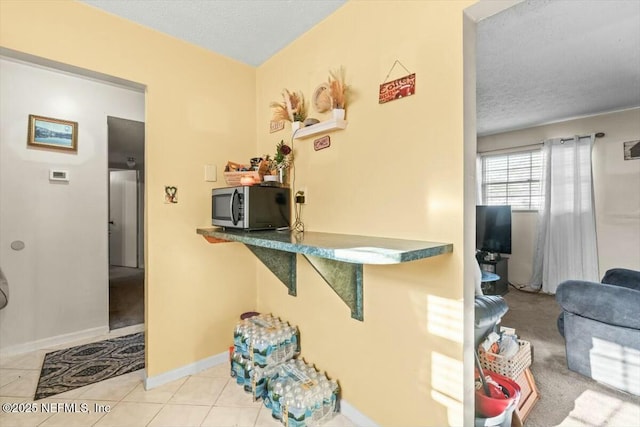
[205,164,217,182]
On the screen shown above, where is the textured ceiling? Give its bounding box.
[477,0,640,136]
[82,0,346,67]
[82,0,640,137]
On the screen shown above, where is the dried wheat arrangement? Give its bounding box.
[270,89,307,122]
[328,67,348,109]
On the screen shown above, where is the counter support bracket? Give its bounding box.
[198,227,453,322]
[303,255,363,321]
[246,245,297,296]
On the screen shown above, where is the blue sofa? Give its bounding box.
[556,268,640,395]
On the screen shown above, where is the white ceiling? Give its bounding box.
[477,0,640,136]
[82,0,640,137]
[82,0,346,67]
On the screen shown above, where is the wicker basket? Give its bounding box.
[478,339,532,379]
[223,160,270,186]
[223,171,262,186]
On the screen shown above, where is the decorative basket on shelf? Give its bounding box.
[478,339,532,380]
[223,160,269,186]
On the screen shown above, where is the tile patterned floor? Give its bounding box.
[0,329,355,427]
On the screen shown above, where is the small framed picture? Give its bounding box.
[313,135,331,151]
[270,120,285,133]
[27,114,78,153]
[623,140,640,160]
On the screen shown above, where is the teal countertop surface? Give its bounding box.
[197,228,453,264]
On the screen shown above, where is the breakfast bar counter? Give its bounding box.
[197,228,452,264]
[197,227,453,320]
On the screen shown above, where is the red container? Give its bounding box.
[475,369,521,418]
[240,311,259,320]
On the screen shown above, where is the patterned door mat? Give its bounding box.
[34,332,144,400]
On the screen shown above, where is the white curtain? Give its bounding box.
[476,154,483,205]
[530,135,599,294]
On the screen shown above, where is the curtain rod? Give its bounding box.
[479,132,605,154]
[560,132,605,142]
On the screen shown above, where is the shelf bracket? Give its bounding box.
[303,255,363,321]
[198,227,453,323]
[246,245,297,296]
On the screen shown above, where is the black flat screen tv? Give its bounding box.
[476,205,512,254]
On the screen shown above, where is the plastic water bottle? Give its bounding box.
[253,364,279,402]
[306,388,321,426]
[239,326,249,358]
[329,379,340,412]
[287,392,306,427]
[253,333,268,367]
[292,326,300,353]
[315,375,329,418]
[232,353,245,386]
[243,361,253,393]
[268,330,279,364]
[264,374,280,411]
[233,324,243,348]
[271,380,287,420]
[281,389,294,424]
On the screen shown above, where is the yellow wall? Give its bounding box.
[2,0,477,424]
[0,0,258,376]
[256,1,473,425]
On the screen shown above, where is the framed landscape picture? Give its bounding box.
[623,140,640,160]
[27,114,78,153]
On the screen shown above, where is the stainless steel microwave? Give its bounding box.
[212,186,291,230]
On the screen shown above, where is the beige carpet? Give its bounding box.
[501,288,640,426]
[109,266,144,330]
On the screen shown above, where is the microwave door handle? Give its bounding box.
[231,189,240,226]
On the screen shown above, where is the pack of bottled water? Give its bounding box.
[232,313,300,366]
[229,314,340,426]
[230,314,300,397]
[263,359,340,427]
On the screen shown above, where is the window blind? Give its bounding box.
[481,149,543,210]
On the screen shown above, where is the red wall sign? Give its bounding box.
[378,73,416,104]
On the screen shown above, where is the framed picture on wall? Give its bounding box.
[27,114,78,153]
[623,140,640,160]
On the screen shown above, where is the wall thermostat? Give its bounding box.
[49,169,69,182]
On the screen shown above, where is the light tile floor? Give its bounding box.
[0,329,355,427]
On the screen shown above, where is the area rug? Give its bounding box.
[34,332,144,400]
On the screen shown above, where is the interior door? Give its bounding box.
[109,170,138,267]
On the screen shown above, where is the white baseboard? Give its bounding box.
[340,399,378,427]
[0,326,110,357]
[144,351,377,426]
[144,351,228,390]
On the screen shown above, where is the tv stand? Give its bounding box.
[477,254,509,295]
[482,252,502,262]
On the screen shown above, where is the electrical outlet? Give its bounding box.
[295,188,306,204]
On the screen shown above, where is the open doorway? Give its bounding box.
[108,116,144,330]
[471,1,640,425]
